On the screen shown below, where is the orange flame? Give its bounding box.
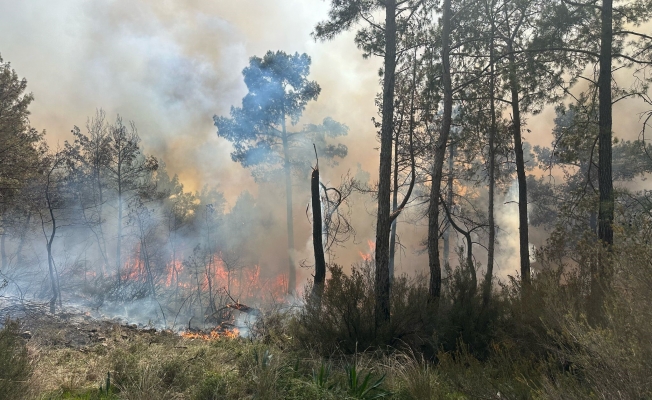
[180,328,239,340]
[122,247,287,304]
[359,239,376,262]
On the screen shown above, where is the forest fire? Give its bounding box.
[180,327,240,340]
[118,247,287,303]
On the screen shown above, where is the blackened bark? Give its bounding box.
[312,168,326,297]
[591,0,613,324]
[507,40,530,288]
[484,22,497,306]
[374,0,397,326]
[597,0,613,247]
[428,0,452,305]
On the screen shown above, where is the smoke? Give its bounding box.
[1,1,650,334]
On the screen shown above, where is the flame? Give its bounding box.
[359,239,376,262]
[120,246,287,304]
[180,327,239,340]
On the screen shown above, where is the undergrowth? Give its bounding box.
[4,229,652,399]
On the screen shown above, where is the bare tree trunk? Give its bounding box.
[95,167,110,272]
[388,152,399,283]
[43,166,60,314]
[591,0,613,324]
[484,18,497,306]
[428,0,452,305]
[375,0,397,327]
[116,176,123,286]
[311,167,326,298]
[507,40,530,288]
[204,208,215,312]
[281,115,296,295]
[138,218,156,299]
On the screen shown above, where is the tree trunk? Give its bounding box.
[388,131,399,284]
[139,222,156,299]
[281,116,296,295]
[374,0,397,327]
[116,166,123,286]
[507,40,530,288]
[312,167,326,298]
[591,0,613,324]
[441,194,475,291]
[44,169,59,314]
[0,227,6,271]
[95,166,110,273]
[484,23,497,306]
[428,0,452,305]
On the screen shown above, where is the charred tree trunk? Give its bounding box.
[591,0,613,324]
[507,40,530,289]
[484,22,497,306]
[281,114,296,295]
[374,0,397,327]
[311,167,326,298]
[428,0,453,305]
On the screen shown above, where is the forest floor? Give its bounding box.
[1,300,417,400]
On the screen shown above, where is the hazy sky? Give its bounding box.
[0,0,381,203]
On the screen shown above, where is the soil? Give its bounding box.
[0,297,167,350]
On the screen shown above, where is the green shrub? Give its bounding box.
[0,319,31,400]
[293,263,437,356]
